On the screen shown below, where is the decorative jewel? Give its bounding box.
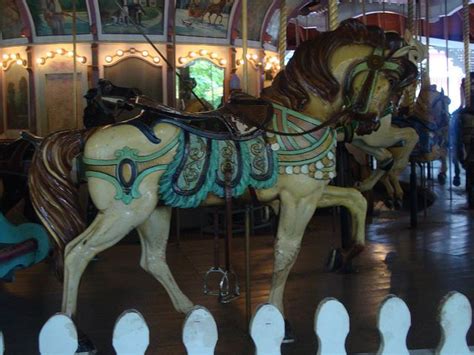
[328,151,335,160]
[293,166,301,174]
[271,143,280,151]
[329,172,336,179]
[285,166,293,174]
[309,163,316,172]
[316,161,324,170]
[314,171,323,179]
[301,165,309,174]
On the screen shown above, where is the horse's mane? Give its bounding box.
[261,19,406,111]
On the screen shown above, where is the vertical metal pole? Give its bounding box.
[361,0,367,25]
[424,0,430,76]
[279,0,287,69]
[463,0,471,108]
[410,159,418,228]
[328,0,339,31]
[72,0,78,128]
[445,0,453,201]
[242,0,249,92]
[245,205,251,330]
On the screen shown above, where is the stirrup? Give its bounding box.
[203,267,240,303]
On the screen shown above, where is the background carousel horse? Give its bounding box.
[28,20,417,326]
[451,76,474,207]
[344,30,426,209]
[0,138,50,281]
[392,75,451,184]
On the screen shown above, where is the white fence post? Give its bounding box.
[436,291,472,355]
[250,303,285,355]
[182,306,218,355]
[113,310,149,355]
[314,298,349,355]
[377,295,411,355]
[39,313,78,355]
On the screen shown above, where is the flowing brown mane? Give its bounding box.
[261,19,402,111]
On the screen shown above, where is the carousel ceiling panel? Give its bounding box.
[97,0,165,36]
[292,0,474,30]
[0,0,26,39]
[25,0,90,36]
[175,0,236,38]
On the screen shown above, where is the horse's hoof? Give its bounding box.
[383,199,394,209]
[438,173,447,185]
[453,176,461,187]
[76,328,97,354]
[394,198,403,210]
[282,319,296,343]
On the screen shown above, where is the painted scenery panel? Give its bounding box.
[236,0,272,41]
[0,0,25,39]
[5,65,29,130]
[175,0,235,38]
[26,0,90,36]
[98,0,164,35]
[45,73,83,132]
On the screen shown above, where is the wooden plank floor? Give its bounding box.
[1,179,474,354]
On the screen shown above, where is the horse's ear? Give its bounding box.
[404,29,412,43]
[392,46,411,58]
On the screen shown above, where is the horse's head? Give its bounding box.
[83,80,142,128]
[414,79,451,127]
[262,19,418,132]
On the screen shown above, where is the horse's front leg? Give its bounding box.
[268,177,325,314]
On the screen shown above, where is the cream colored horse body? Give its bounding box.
[28,21,416,320]
[347,33,427,203]
[62,43,394,318]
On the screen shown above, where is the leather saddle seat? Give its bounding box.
[132,92,274,140]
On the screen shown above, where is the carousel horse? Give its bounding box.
[392,77,451,184]
[451,105,474,207]
[0,139,50,281]
[28,20,417,320]
[345,30,426,209]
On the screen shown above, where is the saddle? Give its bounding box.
[132,92,274,141]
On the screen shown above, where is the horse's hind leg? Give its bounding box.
[62,211,142,316]
[137,206,194,313]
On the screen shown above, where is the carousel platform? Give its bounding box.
[1,176,473,354]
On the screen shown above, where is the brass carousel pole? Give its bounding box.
[241,0,251,330]
[72,0,78,128]
[242,0,249,93]
[328,0,338,31]
[279,0,287,69]
[463,0,471,108]
[361,0,367,25]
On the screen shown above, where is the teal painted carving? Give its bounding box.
[83,140,178,205]
[0,212,51,281]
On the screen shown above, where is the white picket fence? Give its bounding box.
[0,291,472,355]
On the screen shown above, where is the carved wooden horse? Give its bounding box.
[29,20,417,320]
[345,31,426,209]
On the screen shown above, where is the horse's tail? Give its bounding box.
[29,129,93,273]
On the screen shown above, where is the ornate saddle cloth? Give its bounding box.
[159,131,278,208]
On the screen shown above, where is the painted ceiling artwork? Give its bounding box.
[175,0,236,38]
[98,0,165,35]
[25,0,90,36]
[0,0,25,39]
[235,0,273,41]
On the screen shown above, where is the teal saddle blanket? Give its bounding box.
[159,131,278,208]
